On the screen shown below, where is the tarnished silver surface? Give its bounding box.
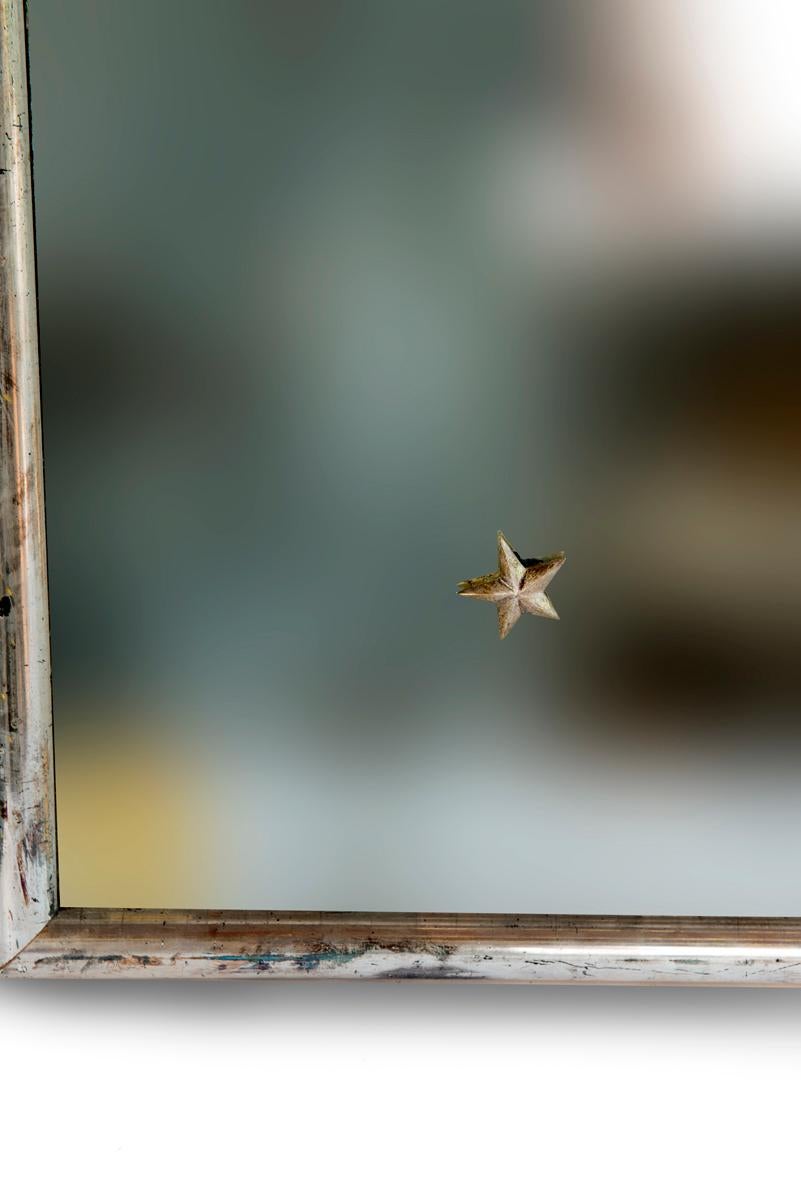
[0,0,57,966]
[5,911,801,984]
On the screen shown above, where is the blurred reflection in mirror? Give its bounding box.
[29,0,801,912]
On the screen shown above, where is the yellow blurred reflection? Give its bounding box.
[56,724,209,908]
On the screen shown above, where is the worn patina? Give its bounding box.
[0,0,57,968]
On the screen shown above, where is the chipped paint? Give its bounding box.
[5,911,801,984]
[0,0,57,967]
[210,948,366,972]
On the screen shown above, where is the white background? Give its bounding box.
[2,982,798,1199]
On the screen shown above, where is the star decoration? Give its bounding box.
[458,532,566,639]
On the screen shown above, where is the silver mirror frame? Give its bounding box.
[2,0,800,983]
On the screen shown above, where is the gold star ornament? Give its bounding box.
[458,532,566,639]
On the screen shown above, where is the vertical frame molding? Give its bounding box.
[0,0,57,965]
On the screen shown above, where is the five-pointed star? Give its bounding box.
[458,532,566,639]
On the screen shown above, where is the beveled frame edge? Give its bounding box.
[0,0,57,967]
[3,910,801,983]
[3,0,801,987]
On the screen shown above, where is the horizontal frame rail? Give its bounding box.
[4,909,801,983]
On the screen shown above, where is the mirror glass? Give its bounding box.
[29,0,801,911]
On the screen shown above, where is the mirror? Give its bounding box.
[29,0,801,913]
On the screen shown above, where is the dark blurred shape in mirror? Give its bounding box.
[28,0,801,912]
